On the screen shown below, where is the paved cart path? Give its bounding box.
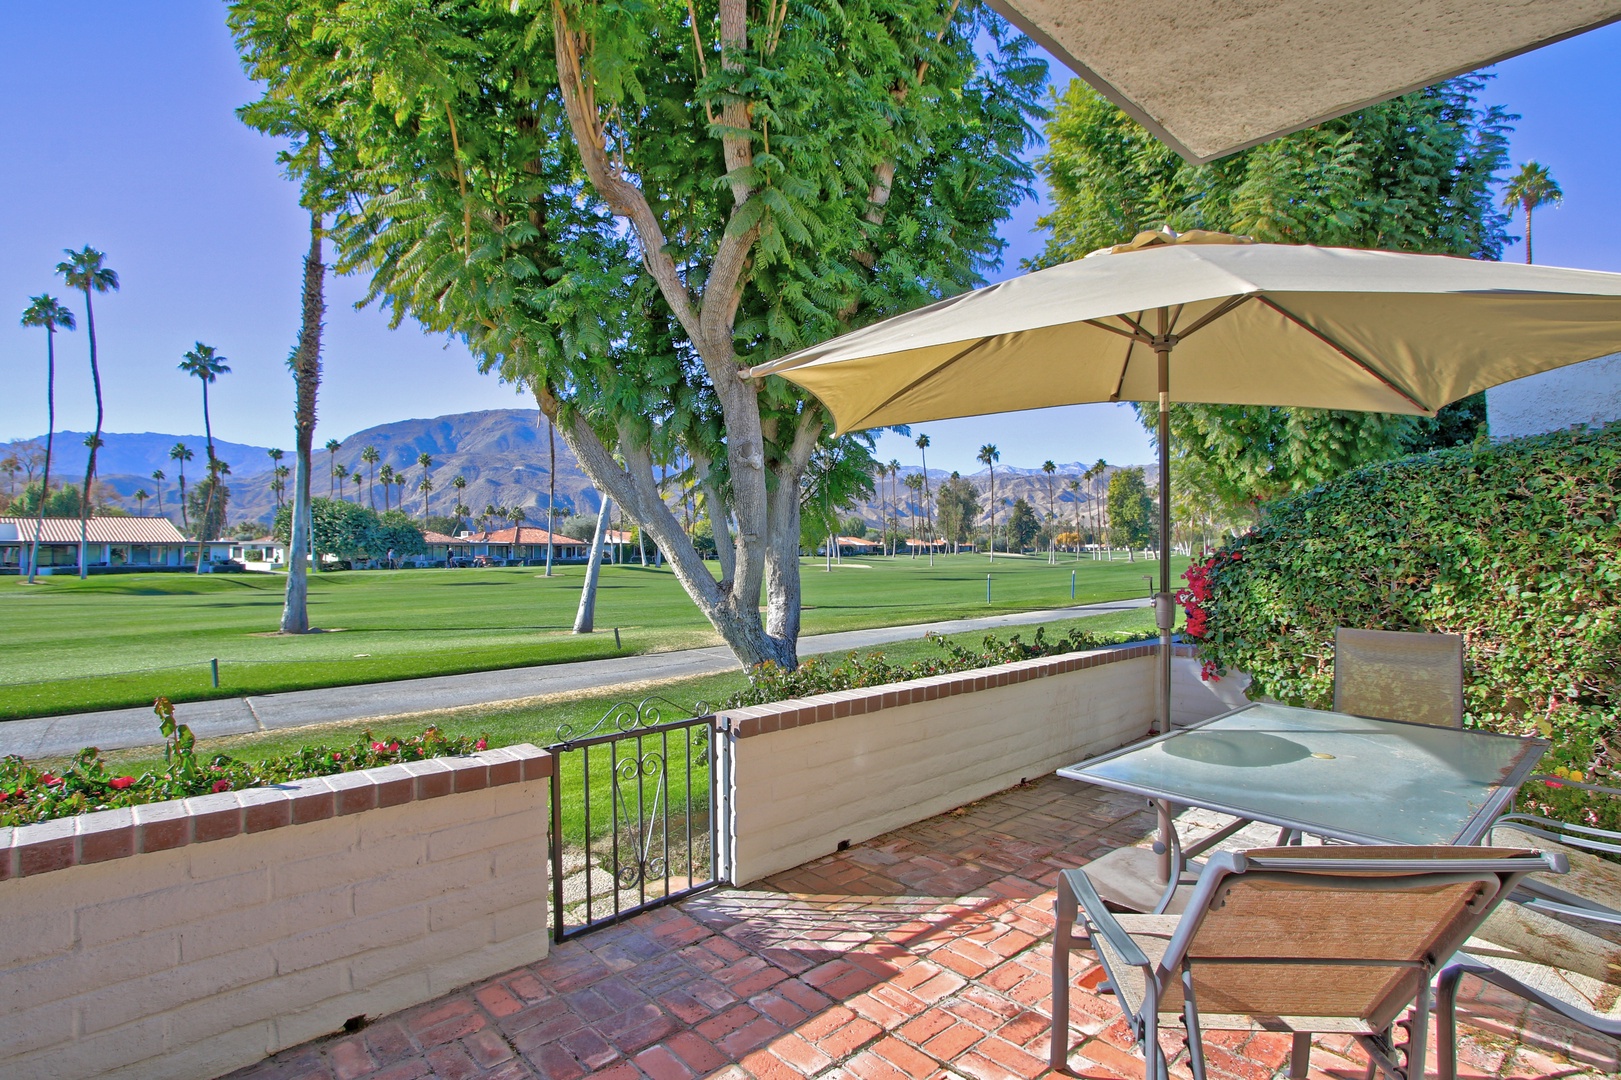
[1,597,1150,758]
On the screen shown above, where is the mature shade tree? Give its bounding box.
[360,445,379,508]
[934,471,981,549]
[1038,76,1511,514]
[228,0,1045,670]
[1006,497,1039,551]
[20,294,75,583]
[178,342,231,569]
[1502,161,1562,265]
[56,247,118,578]
[1108,467,1154,553]
[170,443,193,527]
[977,444,999,560]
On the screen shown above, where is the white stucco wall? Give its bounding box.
[1486,352,1621,439]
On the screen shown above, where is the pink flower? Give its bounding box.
[109,777,135,790]
[332,752,342,762]
[388,741,400,753]
[474,739,488,751]
[40,774,60,786]
[211,779,232,793]
[371,742,387,753]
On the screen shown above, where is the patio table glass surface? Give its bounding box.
[1058,702,1547,846]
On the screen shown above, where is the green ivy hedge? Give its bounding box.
[1191,422,1619,820]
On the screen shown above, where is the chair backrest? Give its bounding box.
[1334,627,1464,728]
[1157,846,1562,1029]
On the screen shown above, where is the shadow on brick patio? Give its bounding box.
[226,777,1618,1080]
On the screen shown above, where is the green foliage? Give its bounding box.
[935,472,981,545]
[1039,75,1513,512]
[1005,498,1039,549]
[272,498,425,561]
[185,475,230,540]
[11,480,83,518]
[727,624,1153,708]
[0,697,486,827]
[1107,468,1155,548]
[1189,424,1620,824]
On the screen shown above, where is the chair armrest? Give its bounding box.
[1063,867,1151,968]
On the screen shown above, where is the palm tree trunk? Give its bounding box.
[27,327,56,584]
[573,496,612,633]
[1524,204,1533,265]
[78,290,102,579]
[282,212,324,632]
[987,468,995,563]
[545,416,556,576]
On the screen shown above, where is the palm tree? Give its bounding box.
[378,464,395,511]
[267,448,285,508]
[272,465,289,509]
[1502,161,1563,265]
[360,445,380,508]
[56,246,117,578]
[282,207,327,633]
[350,470,364,503]
[1042,460,1059,562]
[324,439,342,497]
[451,475,468,530]
[170,444,194,528]
[417,452,434,521]
[904,472,924,555]
[177,343,230,465]
[914,433,933,544]
[134,488,149,514]
[977,444,999,561]
[151,469,166,519]
[19,294,75,584]
[1067,478,1082,557]
[887,459,902,556]
[333,462,347,502]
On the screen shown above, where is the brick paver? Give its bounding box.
[224,777,1616,1080]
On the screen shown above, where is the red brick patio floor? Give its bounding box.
[226,776,1618,1080]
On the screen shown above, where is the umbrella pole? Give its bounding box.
[1154,318,1174,734]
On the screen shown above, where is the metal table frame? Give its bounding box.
[1058,702,1547,913]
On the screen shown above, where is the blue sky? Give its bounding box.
[3,4,1618,475]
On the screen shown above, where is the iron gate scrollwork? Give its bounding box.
[546,697,729,941]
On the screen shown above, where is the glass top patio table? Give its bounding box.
[1058,702,1547,846]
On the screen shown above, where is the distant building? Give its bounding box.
[0,516,190,573]
[1487,353,1621,438]
[454,526,589,565]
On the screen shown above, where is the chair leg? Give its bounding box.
[1289,1032,1311,1080]
[1182,966,1207,1080]
[1435,965,1465,1080]
[1051,878,1078,1070]
[1404,983,1431,1080]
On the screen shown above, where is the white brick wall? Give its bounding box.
[0,749,551,1080]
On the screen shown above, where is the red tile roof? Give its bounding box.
[460,526,586,545]
[0,516,188,545]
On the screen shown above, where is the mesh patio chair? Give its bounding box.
[1434,787,1621,1079]
[1050,845,1565,1080]
[1333,628,1465,729]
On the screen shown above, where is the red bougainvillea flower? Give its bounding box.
[211,779,232,793]
[474,739,488,751]
[109,777,135,790]
[40,774,60,786]
[371,742,387,753]
[388,741,400,753]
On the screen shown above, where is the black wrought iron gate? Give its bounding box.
[546,698,730,941]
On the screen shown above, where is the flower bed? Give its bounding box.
[0,697,487,828]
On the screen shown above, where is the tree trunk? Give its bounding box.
[545,415,556,576]
[78,290,102,579]
[27,327,55,584]
[282,212,324,633]
[701,471,736,584]
[573,496,612,633]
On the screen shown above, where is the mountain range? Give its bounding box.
[4,410,1146,531]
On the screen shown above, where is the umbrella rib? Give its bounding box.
[842,336,998,431]
[1175,294,1254,340]
[1256,297,1432,413]
[1084,318,1151,344]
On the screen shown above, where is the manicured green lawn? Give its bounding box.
[0,553,1181,719]
[86,607,1161,845]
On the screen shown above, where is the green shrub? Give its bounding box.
[1184,422,1620,830]
[0,697,486,828]
[726,624,1153,708]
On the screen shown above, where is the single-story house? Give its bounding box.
[0,516,190,573]
[821,535,881,557]
[454,526,589,565]
[905,538,948,551]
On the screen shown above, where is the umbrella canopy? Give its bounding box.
[751,233,1621,433]
[986,0,1621,163]
[750,231,1621,731]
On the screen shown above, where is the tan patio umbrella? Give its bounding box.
[748,230,1621,731]
[986,0,1621,163]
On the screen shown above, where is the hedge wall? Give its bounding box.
[1189,422,1619,796]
